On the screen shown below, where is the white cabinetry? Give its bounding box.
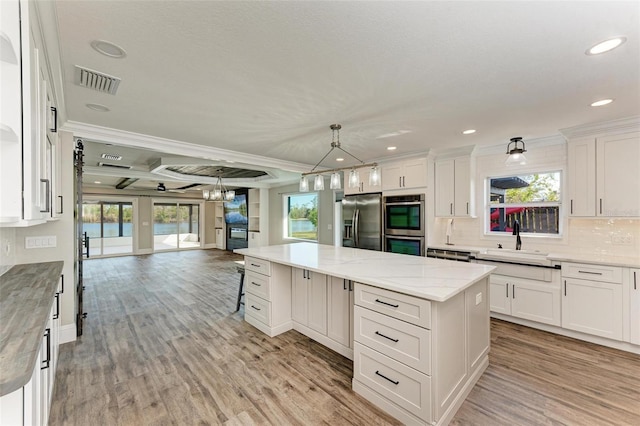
[561,262,624,340]
[327,276,354,348]
[434,156,475,217]
[567,132,640,217]
[0,0,59,226]
[248,188,268,248]
[213,202,225,249]
[343,167,381,195]
[291,268,327,334]
[381,158,427,191]
[487,264,561,326]
[243,257,291,337]
[630,268,640,345]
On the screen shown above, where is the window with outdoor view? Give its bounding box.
[487,172,561,235]
[284,193,318,241]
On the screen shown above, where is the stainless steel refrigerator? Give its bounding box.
[341,193,382,251]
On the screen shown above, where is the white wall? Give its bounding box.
[0,227,16,276]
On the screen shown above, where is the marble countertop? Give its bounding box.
[0,261,63,396]
[236,243,494,302]
[427,244,639,268]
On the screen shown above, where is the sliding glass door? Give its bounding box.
[82,200,134,257]
[153,202,201,251]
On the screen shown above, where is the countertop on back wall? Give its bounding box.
[0,261,63,396]
[427,244,640,268]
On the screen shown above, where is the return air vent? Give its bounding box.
[74,65,121,95]
[101,153,122,161]
[98,162,132,170]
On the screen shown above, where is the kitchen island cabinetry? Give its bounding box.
[567,132,640,217]
[631,269,640,345]
[236,243,494,425]
[561,262,624,341]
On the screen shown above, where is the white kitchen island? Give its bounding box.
[235,243,495,426]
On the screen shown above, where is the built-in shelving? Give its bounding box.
[248,188,261,232]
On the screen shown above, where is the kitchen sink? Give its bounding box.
[484,248,549,256]
[477,248,553,267]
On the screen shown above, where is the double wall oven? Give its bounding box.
[383,194,425,256]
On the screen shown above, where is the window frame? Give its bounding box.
[282,192,319,242]
[485,170,563,238]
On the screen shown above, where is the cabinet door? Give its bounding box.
[402,158,427,189]
[489,275,511,315]
[434,159,455,217]
[453,157,471,217]
[596,132,640,217]
[562,278,623,340]
[567,139,596,216]
[511,280,561,326]
[308,271,327,334]
[381,163,403,191]
[631,269,640,345]
[327,276,352,347]
[291,268,308,326]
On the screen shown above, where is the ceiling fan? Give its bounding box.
[156,182,203,193]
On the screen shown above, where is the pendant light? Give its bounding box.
[505,137,527,166]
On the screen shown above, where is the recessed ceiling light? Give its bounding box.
[586,37,626,55]
[94,181,101,184]
[387,146,397,151]
[86,103,110,112]
[90,40,127,58]
[336,157,344,162]
[591,99,614,107]
[462,129,476,135]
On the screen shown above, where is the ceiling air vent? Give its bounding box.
[101,153,122,161]
[74,65,121,95]
[98,162,132,170]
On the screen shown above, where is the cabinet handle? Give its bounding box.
[40,179,51,213]
[512,284,515,299]
[303,269,306,279]
[349,280,353,292]
[250,281,261,287]
[634,271,637,290]
[564,280,567,296]
[375,298,399,308]
[578,270,602,275]
[402,176,405,187]
[53,293,60,319]
[50,106,57,132]
[450,203,453,215]
[41,328,51,370]
[343,279,347,290]
[250,263,261,268]
[599,198,603,214]
[60,274,64,293]
[466,202,469,215]
[307,270,311,280]
[375,370,399,385]
[375,331,399,343]
[399,177,402,187]
[57,195,63,214]
[570,199,573,215]
[506,283,509,298]
[250,305,261,311]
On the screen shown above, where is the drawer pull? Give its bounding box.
[251,305,261,311]
[578,270,603,275]
[375,370,399,385]
[375,331,399,343]
[251,281,261,287]
[251,263,261,268]
[375,298,399,308]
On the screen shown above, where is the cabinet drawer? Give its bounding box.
[562,262,622,283]
[245,293,271,326]
[244,257,271,276]
[354,342,431,420]
[245,271,270,300]
[354,306,431,375]
[354,283,431,328]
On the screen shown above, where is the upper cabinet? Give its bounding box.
[434,156,476,217]
[343,167,381,195]
[381,158,427,191]
[0,0,60,226]
[567,132,640,217]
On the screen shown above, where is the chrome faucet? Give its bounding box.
[512,220,522,250]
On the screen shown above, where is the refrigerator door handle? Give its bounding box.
[354,209,360,247]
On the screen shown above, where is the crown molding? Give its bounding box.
[559,116,640,139]
[62,121,312,173]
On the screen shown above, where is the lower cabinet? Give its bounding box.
[291,268,327,334]
[561,263,624,341]
[630,268,640,345]
[489,274,561,326]
[327,277,354,348]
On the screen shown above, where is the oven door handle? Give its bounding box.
[354,209,360,248]
[384,201,424,207]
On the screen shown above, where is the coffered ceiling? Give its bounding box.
[50,1,640,189]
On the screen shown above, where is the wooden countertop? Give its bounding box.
[0,261,63,396]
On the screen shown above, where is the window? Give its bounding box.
[487,172,561,235]
[284,193,318,241]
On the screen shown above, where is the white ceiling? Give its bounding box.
[53,1,640,187]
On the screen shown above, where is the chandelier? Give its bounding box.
[203,175,235,201]
[300,124,380,192]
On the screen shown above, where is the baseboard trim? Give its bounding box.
[137,248,153,255]
[59,323,77,344]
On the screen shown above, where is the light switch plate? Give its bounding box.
[475,292,482,305]
[25,236,57,249]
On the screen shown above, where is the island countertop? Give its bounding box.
[235,243,494,302]
[0,261,63,396]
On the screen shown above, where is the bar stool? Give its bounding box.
[234,261,245,312]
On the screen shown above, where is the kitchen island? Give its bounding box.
[235,243,495,425]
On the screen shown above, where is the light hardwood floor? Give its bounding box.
[50,250,640,425]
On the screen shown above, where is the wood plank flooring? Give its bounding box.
[49,249,640,425]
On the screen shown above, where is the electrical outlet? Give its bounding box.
[475,293,482,305]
